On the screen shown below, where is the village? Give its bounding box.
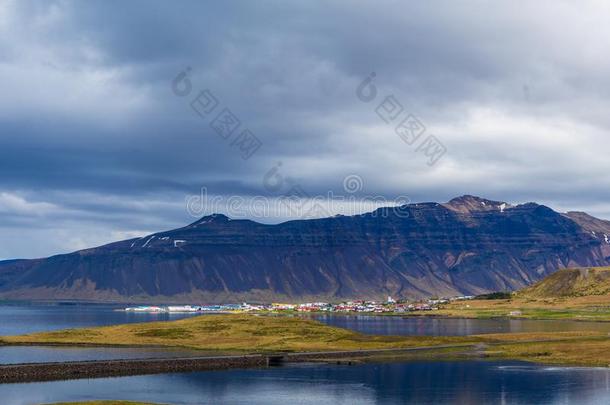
[258,295,475,313]
[124,295,475,314]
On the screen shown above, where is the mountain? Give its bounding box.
[519,267,610,298]
[1,195,610,303]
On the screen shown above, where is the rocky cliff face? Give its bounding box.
[1,195,609,302]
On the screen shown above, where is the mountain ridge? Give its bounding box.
[1,195,609,303]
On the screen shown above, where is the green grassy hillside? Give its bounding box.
[518,267,610,298]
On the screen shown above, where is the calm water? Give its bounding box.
[2,360,610,405]
[4,303,610,338]
[0,346,206,364]
[2,304,610,404]
[0,303,208,363]
[0,302,201,336]
[3,303,610,364]
[309,314,610,336]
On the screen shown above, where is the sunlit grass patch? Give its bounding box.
[3,314,478,353]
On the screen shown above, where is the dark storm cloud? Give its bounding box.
[1,0,610,258]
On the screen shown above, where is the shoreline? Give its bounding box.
[0,345,478,384]
[7,300,610,324]
[286,310,610,323]
[3,338,610,384]
[3,310,610,377]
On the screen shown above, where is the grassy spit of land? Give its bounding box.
[482,333,610,366]
[416,295,610,321]
[4,313,610,367]
[0,314,476,353]
[10,269,610,367]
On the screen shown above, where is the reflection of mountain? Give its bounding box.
[1,195,610,302]
[6,359,602,404]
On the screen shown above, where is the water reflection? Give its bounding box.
[1,361,610,405]
[0,303,201,336]
[310,314,610,336]
[0,346,206,364]
[4,303,610,338]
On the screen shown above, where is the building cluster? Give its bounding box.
[125,295,475,314]
[270,295,474,314]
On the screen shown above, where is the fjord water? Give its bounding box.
[0,345,208,364]
[5,302,610,337]
[0,302,208,363]
[3,361,610,405]
[0,302,200,335]
[4,303,610,364]
[309,313,610,336]
[3,304,610,404]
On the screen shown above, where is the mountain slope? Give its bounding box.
[0,195,609,302]
[519,267,610,298]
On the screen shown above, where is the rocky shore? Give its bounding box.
[0,345,466,384]
[0,354,269,384]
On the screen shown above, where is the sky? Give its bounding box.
[2,0,610,259]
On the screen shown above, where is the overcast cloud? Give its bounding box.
[2,0,610,259]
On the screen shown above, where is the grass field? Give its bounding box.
[417,295,610,321]
[483,334,610,366]
[9,267,610,367]
[5,313,610,367]
[0,314,477,352]
[419,268,610,321]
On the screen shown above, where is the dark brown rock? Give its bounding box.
[1,196,609,301]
